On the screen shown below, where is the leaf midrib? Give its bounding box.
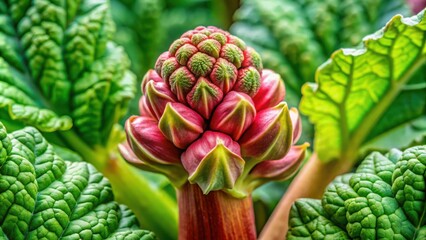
[414,203,426,239]
[342,29,426,163]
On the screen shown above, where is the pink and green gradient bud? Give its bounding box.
[121,26,308,196]
[181,131,245,194]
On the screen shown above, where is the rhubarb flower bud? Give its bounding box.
[181,131,245,194]
[121,26,307,195]
[145,80,176,119]
[290,108,302,142]
[169,67,196,103]
[186,77,223,119]
[154,52,169,75]
[242,47,262,71]
[141,69,162,94]
[233,67,261,97]
[125,116,182,165]
[250,143,309,181]
[252,69,285,111]
[210,91,256,141]
[210,58,238,94]
[138,96,154,117]
[240,102,293,161]
[119,142,151,170]
[159,102,205,149]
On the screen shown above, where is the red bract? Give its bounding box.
[210,91,256,141]
[125,116,182,165]
[181,131,245,194]
[145,80,176,119]
[239,102,292,161]
[250,143,309,181]
[141,69,163,94]
[159,102,204,149]
[121,26,307,195]
[252,69,285,111]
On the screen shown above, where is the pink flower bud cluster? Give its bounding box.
[121,26,308,195]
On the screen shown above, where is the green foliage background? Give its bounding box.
[0,0,424,238]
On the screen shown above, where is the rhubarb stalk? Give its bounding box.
[178,183,256,240]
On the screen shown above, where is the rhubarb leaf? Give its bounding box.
[0,122,155,240]
[300,10,426,163]
[288,145,426,239]
[0,0,135,147]
[288,199,350,239]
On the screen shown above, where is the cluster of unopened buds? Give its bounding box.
[120,26,308,196]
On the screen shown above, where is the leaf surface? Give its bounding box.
[288,145,426,239]
[300,10,426,162]
[0,122,155,240]
[0,0,135,146]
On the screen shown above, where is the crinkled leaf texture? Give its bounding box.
[0,123,155,240]
[300,9,426,163]
[288,145,426,239]
[0,0,135,146]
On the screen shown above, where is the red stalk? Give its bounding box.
[177,183,257,240]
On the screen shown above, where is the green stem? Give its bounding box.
[59,129,105,168]
[226,158,263,198]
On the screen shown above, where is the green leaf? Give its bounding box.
[321,174,356,229]
[355,151,396,184]
[288,145,426,239]
[416,226,426,239]
[288,199,350,239]
[0,0,135,147]
[364,64,426,150]
[0,64,72,132]
[72,44,135,146]
[0,122,155,240]
[52,144,84,163]
[392,145,426,227]
[300,10,426,163]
